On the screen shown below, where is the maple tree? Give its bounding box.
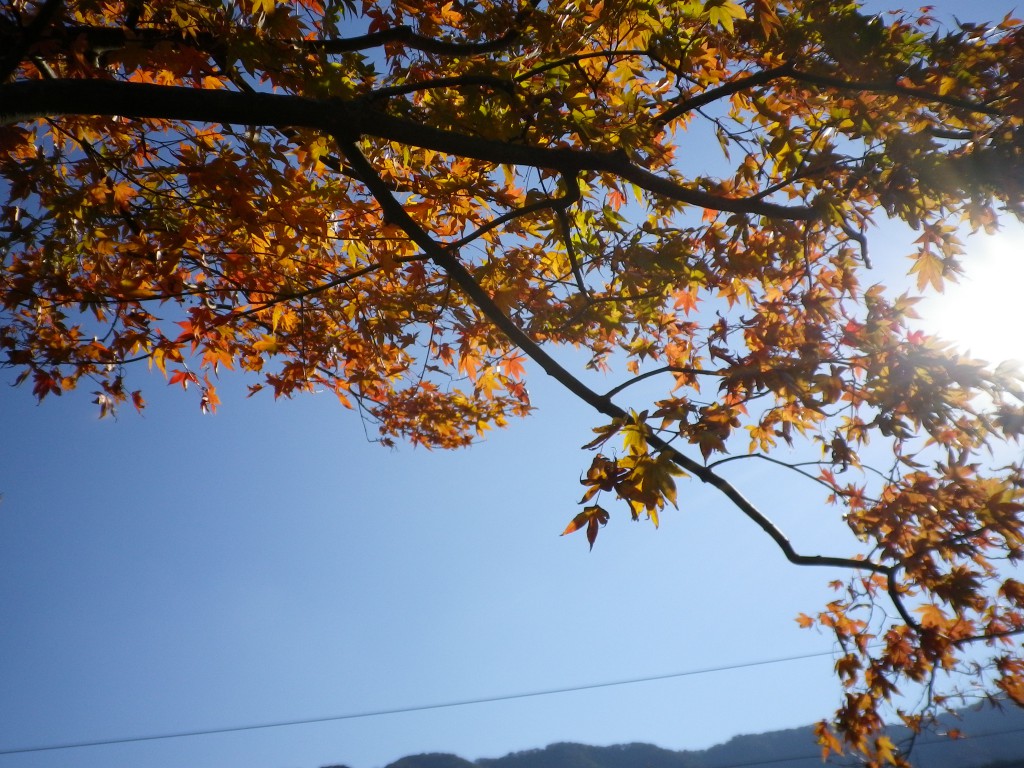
[3,0,1024,763]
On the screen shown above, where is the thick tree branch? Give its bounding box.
[25,28,1002,118]
[0,79,817,219]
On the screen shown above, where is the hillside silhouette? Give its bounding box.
[324,702,1024,768]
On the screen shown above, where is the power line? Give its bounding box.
[4,652,1024,766]
[0,647,839,756]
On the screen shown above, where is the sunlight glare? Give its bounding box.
[916,226,1024,366]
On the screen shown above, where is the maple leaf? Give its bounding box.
[998,675,1024,707]
[814,721,843,761]
[909,249,946,292]
[109,180,135,209]
[31,371,62,401]
[500,354,527,380]
[251,0,277,15]
[562,505,610,550]
[875,735,899,766]
[999,578,1024,607]
[915,603,949,630]
[621,413,650,455]
[703,0,746,34]
[167,371,195,390]
[253,334,285,355]
[199,386,219,414]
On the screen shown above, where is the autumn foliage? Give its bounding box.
[3,0,1024,763]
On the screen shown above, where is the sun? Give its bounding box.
[915,224,1024,366]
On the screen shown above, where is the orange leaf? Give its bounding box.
[915,603,948,629]
[562,505,609,550]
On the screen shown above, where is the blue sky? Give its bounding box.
[3,3,1024,768]
[1,341,855,768]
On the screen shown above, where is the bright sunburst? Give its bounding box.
[916,224,1024,366]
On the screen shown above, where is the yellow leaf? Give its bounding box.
[150,346,166,375]
[908,250,945,292]
[622,411,649,455]
[253,334,284,354]
[814,721,844,760]
[704,0,746,33]
[271,304,286,333]
[875,735,899,766]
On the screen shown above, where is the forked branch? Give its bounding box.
[332,128,900,589]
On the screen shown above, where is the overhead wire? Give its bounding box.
[0,647,840,755]
[3,646,1022,763]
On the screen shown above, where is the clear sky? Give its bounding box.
[3,3,1024,768]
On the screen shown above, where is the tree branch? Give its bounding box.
[301,25,521,56]
[788,68,1007,117]
[553,175,590,297]
[366,73,515,101]
[332,127,890,580]
[651,62,1005,129]
[954,626,1024,646]
[654,64,796,126]
[887,568,922,632]
[445,187,577,252]
[0,79,818,219]
[31,23,520,59]
[602,365,721,399]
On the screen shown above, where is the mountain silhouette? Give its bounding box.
[335,701,1024,768]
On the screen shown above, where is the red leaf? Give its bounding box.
[31,371,62,401]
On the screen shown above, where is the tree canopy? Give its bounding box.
[2,1,1024,764]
